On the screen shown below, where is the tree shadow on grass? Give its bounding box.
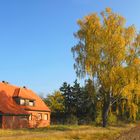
[27,125,72,132]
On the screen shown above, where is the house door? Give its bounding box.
[0,115,2,128]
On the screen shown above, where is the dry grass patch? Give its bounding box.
[0,124,136,140]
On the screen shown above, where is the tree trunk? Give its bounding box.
[102,93,111,127]
[102,102,110,127]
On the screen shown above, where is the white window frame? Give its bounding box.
[29,114,32,121]
[20,99,25,105]
[37,113,42,120]
[29,101,34,106]
[44,114,48,120]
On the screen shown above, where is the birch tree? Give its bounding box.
[72,8,140,127]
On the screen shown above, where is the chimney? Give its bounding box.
[2,81,9,84]
[23,86,27,89]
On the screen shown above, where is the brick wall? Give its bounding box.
[28,111,50,128]
[2,116,29,129]
[1,111,50,129]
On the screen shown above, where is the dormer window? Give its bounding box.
[13,97,35,107]
[20,99,25,105]
[25,99,29,105]
[29,101,34,106]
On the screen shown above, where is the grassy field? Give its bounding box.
[0,124,136,140]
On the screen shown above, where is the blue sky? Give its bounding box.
[0,0,140,96]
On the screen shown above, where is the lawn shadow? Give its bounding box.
[27,125,73,132]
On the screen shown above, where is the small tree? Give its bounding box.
[60,82,73,115]
[84,79,97,121]
[72,8,140,127]
[44,91,65,124]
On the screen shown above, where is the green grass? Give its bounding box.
[0,124,136,140]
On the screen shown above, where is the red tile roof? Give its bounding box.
[0,82,50,115]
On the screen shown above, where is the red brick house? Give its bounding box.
[0,81,51,129]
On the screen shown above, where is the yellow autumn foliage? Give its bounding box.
[72,8,140,122]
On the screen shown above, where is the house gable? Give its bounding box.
[0,82,50,115]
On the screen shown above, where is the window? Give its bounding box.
[14,98,35,106]
[20,116,28,120]
[29,114,32,120]
[29,101,34,106]
[20,99,25,105]
[14,97,20,104]
[44,114,48,120]
[37,113,42,120]
[25,100,29,106]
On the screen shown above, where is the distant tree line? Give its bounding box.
[43,79,140,126]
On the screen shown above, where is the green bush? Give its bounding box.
[66,115,78,125]
[108,113,117,124]
[95,111,102,125]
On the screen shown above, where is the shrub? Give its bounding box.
[66,115,78,125]
[108,113,117,124]
[95,111,102,125]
